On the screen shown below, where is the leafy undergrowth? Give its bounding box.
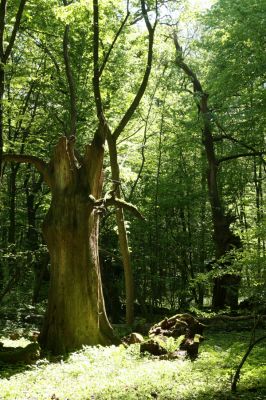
[0,330,265,400]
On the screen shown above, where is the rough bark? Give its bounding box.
[38,136,118,354]
[3,135,120,354]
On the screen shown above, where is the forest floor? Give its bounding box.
[0,325,265,400]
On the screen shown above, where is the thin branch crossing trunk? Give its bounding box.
[108,135,134,326]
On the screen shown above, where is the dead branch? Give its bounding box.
[89,192,145,220]
[2,153,51,186]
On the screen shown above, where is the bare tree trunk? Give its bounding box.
[0,65,4,177]
[203,109,241,310]
[198,152,207,307]
[7,164,19,243]
[154,117,163,306]
[101,0,157,325]
[108,135,134,326]
[38,137,118,354]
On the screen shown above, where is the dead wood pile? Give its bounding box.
[124,314,205,360]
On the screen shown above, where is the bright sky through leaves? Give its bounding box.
[189,0,214,10]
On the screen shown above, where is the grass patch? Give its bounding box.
[0,330,265,399]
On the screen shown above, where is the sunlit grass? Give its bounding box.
[0,331,265,399]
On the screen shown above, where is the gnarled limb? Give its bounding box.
[89,192,145,221]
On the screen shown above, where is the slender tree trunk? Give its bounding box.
[39,137,118,354]
[24,173,49,304]
[107,135,134,326]
[154,118,163,307]
[8,164,19,243]
[0,65,4,177]
[254,160,264,259]
[198,153,207,307]
[26,191,38,249]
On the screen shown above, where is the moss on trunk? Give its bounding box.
[39,137,118,354]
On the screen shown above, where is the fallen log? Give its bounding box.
[200,314,266,322]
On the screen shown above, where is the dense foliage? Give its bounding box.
[0,0,265,396]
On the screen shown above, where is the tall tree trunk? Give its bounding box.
[197,152,207,308]
[24,172,49,304]
[8,164,19,243]
[202,105,241,310]
[174,35,242,310]
[0,65,4,177]
[39,137,117,354]
[26,191,38,249]
[107,135,134,326]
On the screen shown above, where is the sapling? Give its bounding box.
[231,316,266,392]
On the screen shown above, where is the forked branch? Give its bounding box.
[112,0,158,140]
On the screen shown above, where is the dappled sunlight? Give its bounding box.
[0,330,265,399]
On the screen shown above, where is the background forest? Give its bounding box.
[0,0,265,398]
